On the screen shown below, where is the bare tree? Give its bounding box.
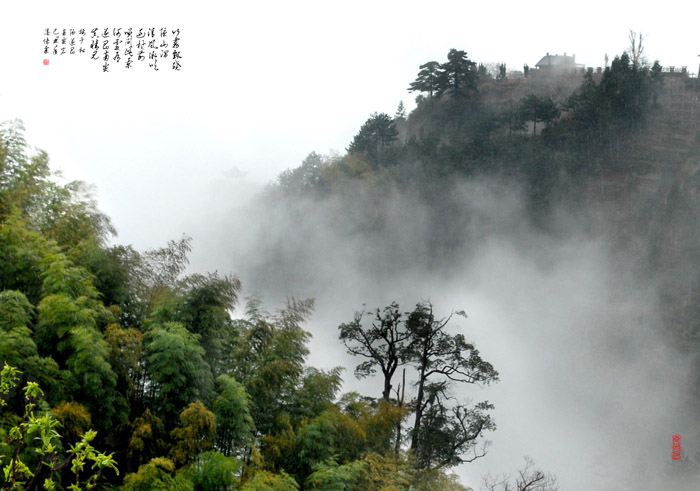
[627,30,646,67]
[482,456,559,491]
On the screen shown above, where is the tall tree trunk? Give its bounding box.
[382,369,393,401]
[394,369,405,455]
[410,351,429,451]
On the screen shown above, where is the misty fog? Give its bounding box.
[173,171,696,490]
[4,2,700,489]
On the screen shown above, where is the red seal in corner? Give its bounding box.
[672,434,681,460]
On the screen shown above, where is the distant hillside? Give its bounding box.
[274,49,700,357]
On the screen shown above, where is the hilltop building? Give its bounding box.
[535,53,584,73]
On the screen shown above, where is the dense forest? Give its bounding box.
[2,45,700,490]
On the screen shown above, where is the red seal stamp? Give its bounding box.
[672,433,681,460]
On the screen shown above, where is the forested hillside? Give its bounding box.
[266,48,700,488]
[276,49,700,357]
[2,45,699,490]
[0,121,495,489]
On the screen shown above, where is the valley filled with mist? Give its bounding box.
[1,46,699,490]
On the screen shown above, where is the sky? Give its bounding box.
[2,2,699,489]
[1,0,699,249]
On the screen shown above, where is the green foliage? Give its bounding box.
[500,100,526,136]
[68,242,138,317]
[565,72,601,138]
[408,61,442,98]
[144,322,214,426]
[180,451,239,491]
[278,152,327,195]
[358,399,406,455]
[171,272,241,375]
[435,49,478,99]
[497,63,506,81]
[519,94,559,136]
[340,301,497,470]
[139,237,192,292]
[212,375,254,457]
[0,364,118,490]
[599,53,650,127]
[305,452,471,490]
[305,452,417,491]
[104,324,143,407]
[335,394,406,456]
[169,401,217,466]
[261,405,372,486]
[66,429,120,490]
[240,470,299,491]
[120,457,190,491]
[230,298,313,436]
[409,50,478,101]
[0,291,42,372]
[347,113,399,164]
[410,467,472,491]
[51,401,92,443]
[0,213,57,305]
[295,408,367,475]
[0,342,59,405]
[41,252,100,300]
[7,55,697,489]
[564,53,660,160]
[0,120,114,250]
[0,364,20,406]
[394,101,407,121]
[649,60,664,105]
[86,241,181,329]
[112,237,194,330]
[289,367,343,425]
[259,416,296,474]
[0,291,33,331]
[304,458,365,490]
[127,409,168,467]
[6,124,509,488]
[64,324,118,412]
[35,283,121,429]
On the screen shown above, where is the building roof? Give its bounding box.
[535,53,582,69]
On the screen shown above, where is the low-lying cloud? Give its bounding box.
[182,173,696,490]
